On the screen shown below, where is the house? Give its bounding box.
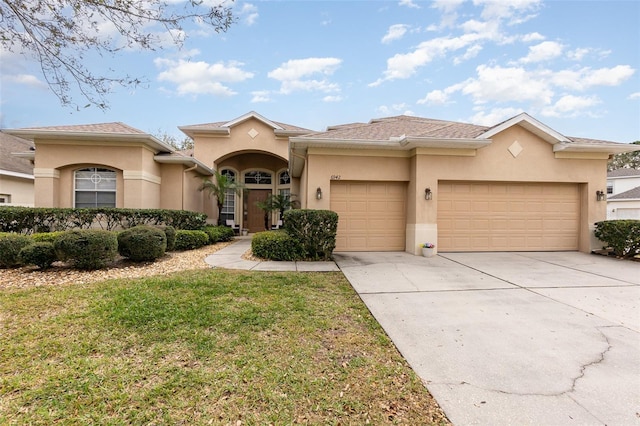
[606,168,640,219]
[5,111,638,255]
[0,131,35,206]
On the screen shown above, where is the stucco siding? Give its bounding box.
[0,175,34,206]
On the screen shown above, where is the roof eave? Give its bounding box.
[178,126,230,138]
[0,169,34,180]
[11,151,36,160]
[153,155,214,175]
[479,112,571,144]
[5,129,173,153]
[554,143,640,154]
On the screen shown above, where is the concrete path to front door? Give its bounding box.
[333,251,640,426]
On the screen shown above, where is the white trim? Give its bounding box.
[0,169,34,180]
[123,170,162,185]
[478,112,571,144]
[223,111,284,130]
[33,168,60,178]
[153,154,213,175]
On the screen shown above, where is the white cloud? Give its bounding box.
[155,58,253,96]
[541,95,601,117]
[382,24,409,44]
[470,107,524,126]
[477,0,542,24]
[551,65,636,91]
[3,74,48,89]
[268,57,342,95]
[519,41,564,63]
[629,92,640,100]
[240,3,258,26]
[454,44,483,65]
[376,103,414,116]
[399,0,420,9]
[521,32,545,42]
[417,89,450,105]
[251,90,271,103]
[567,47,590,61]
[323,95,343,102]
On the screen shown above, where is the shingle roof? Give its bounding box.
[303,115,489,140]
[608,186,640,200]
[0,131,34,175]
[607,168,640,178]
[17,122,146,134]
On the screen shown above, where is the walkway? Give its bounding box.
[204,237,340,272]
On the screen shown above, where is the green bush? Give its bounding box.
[594,220,640,258]
[54,230,118,270]
[157,225,176,251]
[251,231,303,261]
[0,206,207,234]
[31,231,67,244]
[202,225,235,244]
[19,242,57,269]
[284,209,338,260]
[174,230,209,251]
[117,226,167,262]
[0,233,33,268]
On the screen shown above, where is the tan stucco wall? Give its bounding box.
[0,174,34,206]
[33,140,162,208]
[193,118,289,168]
[303,125,609,254]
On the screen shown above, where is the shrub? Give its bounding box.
[31,231,66,244]
[202,225,235,244]
[158,225,176,251]
[19,242,57,269]
[594,220,640,258]
[284,209,339,260]
[251,231,303,261]
[117,226,167,262]
[174,230,209,251]
[54,230,118,270]
[0,233,33,268]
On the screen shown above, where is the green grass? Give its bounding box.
[0,270,449,425]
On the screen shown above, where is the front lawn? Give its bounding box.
[0,270,449,425]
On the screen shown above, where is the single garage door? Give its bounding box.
[438,181,580,252]
[331,181,406,251]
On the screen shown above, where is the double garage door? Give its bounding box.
[438,181,580,252]
[330,180,580,252]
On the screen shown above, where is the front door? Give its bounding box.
[246,189,271,233]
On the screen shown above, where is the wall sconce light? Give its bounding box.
[596,190,606,201]
[425,187,432,200]
[316,187,323,200]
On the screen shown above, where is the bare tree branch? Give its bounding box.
[0,0,235,109]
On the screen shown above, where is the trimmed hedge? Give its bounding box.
[54,230,118,270]
[284,209,338,260]
[158,225,176,251]
[251,231,303,261]
[174,230,209,251]
[0,233,33,268]
[203,225,235,244]
[20,242,57,269]
[594,220,640,258]
[117,226,167,262]
[0,207,207,234]
[31,231,66,244]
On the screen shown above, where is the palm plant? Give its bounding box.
[256,193,298,229]
[199,171,245,225]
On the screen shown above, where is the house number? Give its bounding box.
[330,175,341,180]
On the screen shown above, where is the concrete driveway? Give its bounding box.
[334,251,640,426]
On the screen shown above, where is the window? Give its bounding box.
[244,170,272,184]
[75,167,116,208]
[279,170,290,185]
[0,194,9,203]
[220,170,236,223]
[607,182,613,195]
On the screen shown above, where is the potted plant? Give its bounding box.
[421,243,435,257]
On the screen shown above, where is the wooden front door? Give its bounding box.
[246,189,271,233]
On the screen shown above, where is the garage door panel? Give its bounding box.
[439,182,579,252]
[331,181,406,251]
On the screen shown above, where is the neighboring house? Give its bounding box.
[5,111,638,255]
[606,168,640,219]
[0,131,35,206]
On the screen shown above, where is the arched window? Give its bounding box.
[75,167,116,208]
[244,170,272,184]
[221,169,236,223]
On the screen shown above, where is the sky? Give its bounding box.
[1,0,639,144]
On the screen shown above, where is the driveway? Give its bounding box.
[334,251,640,426]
